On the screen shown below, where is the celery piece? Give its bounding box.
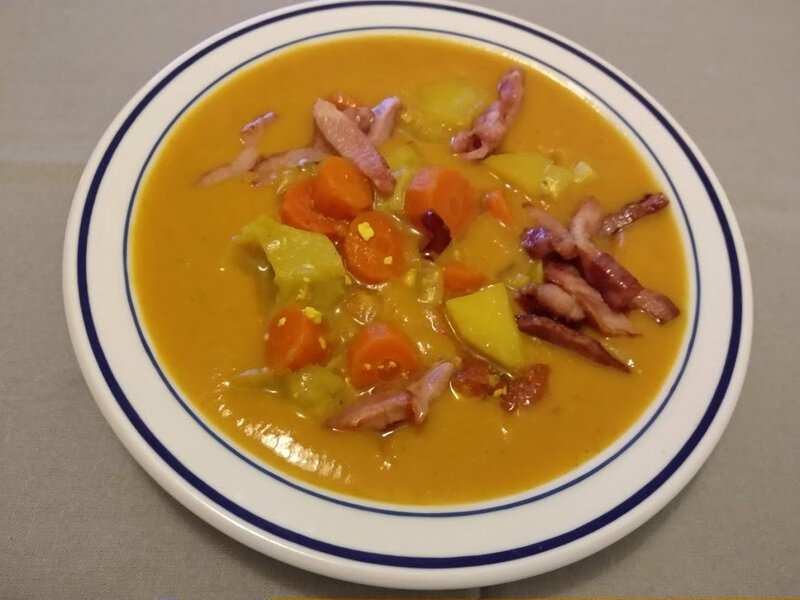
[376,143,423,215]
[529,258,544,284]
[541,164,574,197]
[375,166,413,216]
[416,261,444,305]
[445,283,524,370]
[239,216,345,306]
[285,366,352,418]
[484,152,553,197]
[274,164,318,195]
[503,272,531,290]
[501,258,543,290]
[415,79,492,129]
[573,160,598,184]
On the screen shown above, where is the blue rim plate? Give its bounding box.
[62,0,752,588]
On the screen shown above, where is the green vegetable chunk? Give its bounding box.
[445,283,524,370]
[376,143,423,215]
[285,366,352,418]
[484,151,553,197]
[238,216,345,306]
[398,107,452,142]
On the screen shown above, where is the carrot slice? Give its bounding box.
[348,322,421,388]
[314,156,374,220]
[484,189,514,227]
[265,304,329,371]
[279,177,347,239]
[343,211,405,284]
[442,260,487,293]
[404,167,477,237]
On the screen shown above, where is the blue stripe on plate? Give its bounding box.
[76,0,742,567]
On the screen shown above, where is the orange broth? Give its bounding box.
[131,35,687,504]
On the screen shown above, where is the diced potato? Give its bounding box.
[415,79,491,129]
[445,283,524,370]
[238,216,345,307]
[541,163,573,197]
[441,213,519,278]
[484,151,553,197]
[399,107,452,143]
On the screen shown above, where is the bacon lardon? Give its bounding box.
[515,283,586,323]
[368,96,403,147]
[451,67,525,159]
[327,362,454,431]
[312,98,395,194]
[198,112,276,186]
[600,193,669,236]
[516,314,629,372]
[501,363,550,411]
[544,261,637,336]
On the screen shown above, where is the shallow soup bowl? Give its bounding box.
[63,0,752,589]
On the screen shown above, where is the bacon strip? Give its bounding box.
[570,197,678,320]
[368,96,403,147]
[601,193,669,236]
[581,251,644,311]
[515,283,585,322]
[312,98,395,194]
[520,227,554,259]
[571,197,645,311]
[516,314,629,372]
[451,67,524,159]
[544,261,637,336]
[250,147,327,186]
[405,361,455,423]
[501,363,550,411]
[452,358,503,397]
[199,112,276,186]
[325,390,413,432]
[326,362,454,431]
[631,289,680,323]
[569,196,605,249]
[525,207,577,259]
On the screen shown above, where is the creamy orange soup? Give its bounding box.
[131,35,687,504]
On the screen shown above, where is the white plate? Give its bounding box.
[62,0,752,589]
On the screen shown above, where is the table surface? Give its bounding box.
[1,1,798,598]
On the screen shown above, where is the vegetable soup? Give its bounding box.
[131,35,687,504]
